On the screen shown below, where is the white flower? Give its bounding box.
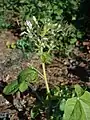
[26,20,32,29]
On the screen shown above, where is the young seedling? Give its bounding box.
[3,16,54,98]
[20,16,55,95]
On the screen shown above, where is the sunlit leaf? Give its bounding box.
[60,99,66,111]
[18,67,38,83]
[40,52,52,64]
[80,91,90,106]
[19,81,28,92]
[70,38,77,44]
[3,80,19,95]
[75,84,84,97]
[63,91,90,120]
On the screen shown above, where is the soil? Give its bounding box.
[0,30,90,119]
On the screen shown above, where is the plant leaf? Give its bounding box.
[79,100,90,120]
[63,97,79,120]
[60,99,66,111]
[70,38,77,44]
[63,91,90,120]
[31,107,39,119]
[40,52,52,64]
[80,91,90,106]
[19,81,28,92]
[75,84,84,97]
[18,67,38,83]
[3,80,19,95]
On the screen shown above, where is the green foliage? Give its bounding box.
[19,81,28,92]
[60,99,66,112]
[63,85,90,120]
[22,13,83,56]
[40,52,52,64]
[0,0,14,29]
[30,86,75,120]
[30,106,40,119]
[3,67,38,95]
[16,37,35,53]
[3,80,19,95]
[29,85,90,120]
[1,1,89,119]
[18,67,38,84]
[0,16,11,29]
[0,0,84,56]
[16,37,35,58]
[53,23,83,56]
[4,70,90,120]
[18,0,80,24]
[75,84,84,97]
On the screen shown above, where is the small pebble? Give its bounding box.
[5,100,9,105]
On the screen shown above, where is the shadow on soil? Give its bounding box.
[68,56,90,82]
[75,0,90,38]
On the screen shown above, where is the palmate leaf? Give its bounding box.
[18,67,38,83]
[63,91,90,120]
[3,80,19,95]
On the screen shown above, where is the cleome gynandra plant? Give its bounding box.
[3,16,55,119]
[3,16,55,96]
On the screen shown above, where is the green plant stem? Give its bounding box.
[33,67,44,79]
[42,63,50,94]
